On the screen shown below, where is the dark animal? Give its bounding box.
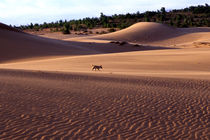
[92,65,103,71]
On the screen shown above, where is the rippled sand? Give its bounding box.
[0,70,209,139]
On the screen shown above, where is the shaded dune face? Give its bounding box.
[0,70,209,139]
[0,25,75,62]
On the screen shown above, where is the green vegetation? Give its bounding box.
[62,23,71,34]
[18,4,210,34]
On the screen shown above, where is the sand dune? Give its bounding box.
[67,22,210,48]
[93,22,180,43]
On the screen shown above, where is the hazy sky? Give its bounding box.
[0,0,209,25]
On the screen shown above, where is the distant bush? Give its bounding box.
[100,31,107,34]
[108,28,116,32]
[62,28,70,34]
[62,23,71,34]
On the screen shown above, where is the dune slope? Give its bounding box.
[93,22,180,43]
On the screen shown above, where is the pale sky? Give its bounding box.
[0,0,209,25]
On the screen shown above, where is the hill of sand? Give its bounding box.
[67,22,210,48]
[93,22,180,43]
[0,22,209,139]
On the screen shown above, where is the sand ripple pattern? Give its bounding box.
[0,70,209,140]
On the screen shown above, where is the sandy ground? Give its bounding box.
[1,48,210,80]
[0,69,209,139]
[0,22,210,139]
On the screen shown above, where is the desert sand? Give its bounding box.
[0,22,209,139]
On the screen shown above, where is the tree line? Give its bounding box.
[18,4,210,34]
